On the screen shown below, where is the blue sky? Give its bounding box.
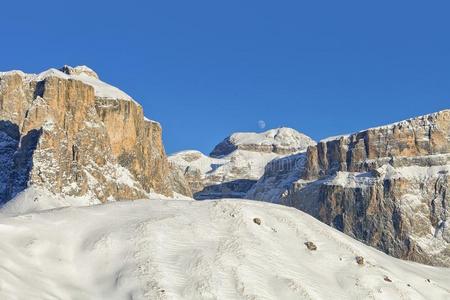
[1,1,449,154]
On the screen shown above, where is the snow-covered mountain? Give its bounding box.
[0,66,191,205]
[210,127,316,157]
[1,198,449,300]
[169,128,315,199]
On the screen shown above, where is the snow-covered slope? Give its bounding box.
[0,199,449,299]
[0,186,192,216]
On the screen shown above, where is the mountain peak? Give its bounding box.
[59,65,99,79]
[210,127,316,157]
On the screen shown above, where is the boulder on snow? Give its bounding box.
[304,241,317,251]
[253,218,262,225]
[356,256,364,265]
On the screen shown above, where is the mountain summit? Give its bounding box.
[169,127,315,199]
[210,127,315,157]
[0,66,190,207]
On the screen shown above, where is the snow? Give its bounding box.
[42,119,55,131]
[169,149,283,183]
[246,152,308,203]
[143,117,161,128]
[381,164,450,180]
[169,150,226,174]
[37,68,135,102]
[320,164,450,189]
[0,187,101,216]
[0,199,449,299]
[320,133,350,143]
[229,127,315,149]
[169,128,317,199]
[114,165,141,187]
[365,109,449,131]
[0,70,27,77]
[325,171,376,188]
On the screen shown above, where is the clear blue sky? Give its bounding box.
[1,1,449,154]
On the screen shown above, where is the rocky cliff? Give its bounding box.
[249,110,450,267]
[0,66,189,204]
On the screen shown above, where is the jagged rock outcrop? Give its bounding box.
[250,110,450,267]
[169,128,315,199]
[0,66,188,203]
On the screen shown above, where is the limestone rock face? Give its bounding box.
[169,128,315,199]
[95,98,173,197]
[0,66,181,203]
[303,110,450,179]
[250,110,450,266]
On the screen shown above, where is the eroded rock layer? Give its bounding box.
[250,110,450,266]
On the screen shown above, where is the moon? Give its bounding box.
[257,120,266,129]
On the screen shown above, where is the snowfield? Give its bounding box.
[0,199,449,300]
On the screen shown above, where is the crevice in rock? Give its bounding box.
[0,120,42,204]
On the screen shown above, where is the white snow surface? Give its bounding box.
[0,187,102,216]
[169,150,226,175]
[0,66,136,103]
[0,199,449,299]
[365,109,449,131]
[323,164,450,189]
[381,164,450,180]
[319,133,351,143]
[0,186,192,217]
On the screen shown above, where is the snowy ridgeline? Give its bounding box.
[0,66,134,103]
[0,199,449,300]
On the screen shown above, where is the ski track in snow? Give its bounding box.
[0,199,449,300]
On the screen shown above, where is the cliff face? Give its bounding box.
[249,110,450,266]
[0,66,184,204]
[95,98,173,196]
[303,110,449,179]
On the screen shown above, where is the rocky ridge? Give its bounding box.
[249,110,450,267]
